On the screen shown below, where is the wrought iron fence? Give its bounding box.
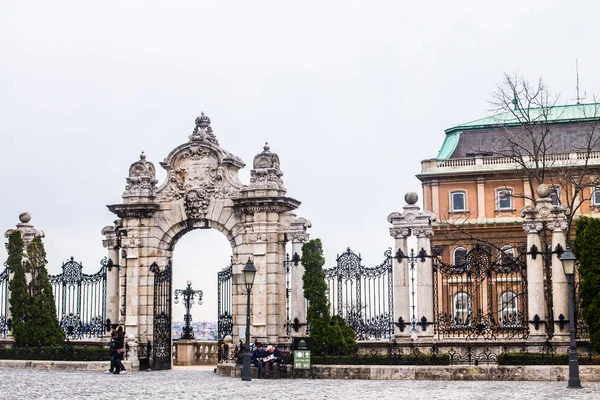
[325,248,394,340]
[217,260,233,341]
[49,257,108,340]
[433,245,529,340]
[0,264,9,338]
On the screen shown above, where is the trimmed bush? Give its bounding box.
[0,344,110,361]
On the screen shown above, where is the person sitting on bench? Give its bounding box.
[263,345,283,378]
[251,342,267,378]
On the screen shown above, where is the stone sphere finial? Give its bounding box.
[19,212,31,224]
[140,151,146,160]
[537,184,550,198]
[264,142,270,152]
[405,192,418,205]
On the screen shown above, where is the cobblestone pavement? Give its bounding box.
[1,368,599,400]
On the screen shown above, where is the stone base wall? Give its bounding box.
[216,363,600,381]
[0,360,134,372]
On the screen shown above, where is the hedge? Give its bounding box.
[0,345,110,361]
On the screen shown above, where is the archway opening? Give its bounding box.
[171,228,232,342]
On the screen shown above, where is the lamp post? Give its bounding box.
[174,280,204,340]
[560,247,582,389]
[241,258,257,382]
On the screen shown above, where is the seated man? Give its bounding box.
[251,342,267,378]
[263,345,283,378]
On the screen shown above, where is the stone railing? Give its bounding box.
[173,340,219,366]
[421,151,600,174]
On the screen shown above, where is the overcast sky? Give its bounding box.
[2,0,600,322]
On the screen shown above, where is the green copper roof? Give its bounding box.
[436,131,461,159]
[445,102,600,134]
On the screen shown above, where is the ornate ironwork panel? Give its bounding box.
[0,265,9,338]
[49,257,107,340]
[433,245,529,340]
[217,259,233,341]
[151,260,172,370]
[325,248,394,340]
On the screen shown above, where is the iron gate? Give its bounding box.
[217,259,232,341]
[325,248,394,340]
[433,245,529,340]
[150,260,172,370]
[49,257,107,340]
[0,264,9,338]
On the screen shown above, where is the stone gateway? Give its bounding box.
[102,113,311,367]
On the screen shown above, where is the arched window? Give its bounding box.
[498,246,515,266]
[500,291,518,326]
[452,247,467,267]
[451,191,466,212]
[453,292,471,326]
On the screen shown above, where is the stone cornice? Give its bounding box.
[106,203,160,219]
[232,196,301,214]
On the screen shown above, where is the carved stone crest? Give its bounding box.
[184,188,211,219]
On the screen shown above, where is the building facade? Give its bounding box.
[416,103,600,341]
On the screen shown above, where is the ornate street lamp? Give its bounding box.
[560,247,582,389]
[241,258,257,382]
[174,280,204,340]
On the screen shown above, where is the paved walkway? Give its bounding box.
[1,368,599,399]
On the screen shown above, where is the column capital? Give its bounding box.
[389,227,411,238]
[523,221,544,233]
[412,226,434,238]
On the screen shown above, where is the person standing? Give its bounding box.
[112,326,127,374]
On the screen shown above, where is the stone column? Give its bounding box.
[523,222,546,337]
[551,220,569,338]
[414,226,434,337]
[102,226,121,327]
[388,192,436,340]
[390,228,410,339]
[290,231,310,336]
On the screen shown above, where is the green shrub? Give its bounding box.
[0,345,110,361]
[302,239,356,356]
[574,217,600,351]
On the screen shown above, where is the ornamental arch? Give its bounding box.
[102,112,311,352]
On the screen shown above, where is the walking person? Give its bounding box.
[112,326,127,374]
[105,324,118,374]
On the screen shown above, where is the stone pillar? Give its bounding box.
[290,223,310,336]
[102,226,121,327]
[414,226,434,337]
[390,228,410,339]
[551,221,569,338]
[521,184,571,339]
[388,192,436,340]
[523,222,546,337]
